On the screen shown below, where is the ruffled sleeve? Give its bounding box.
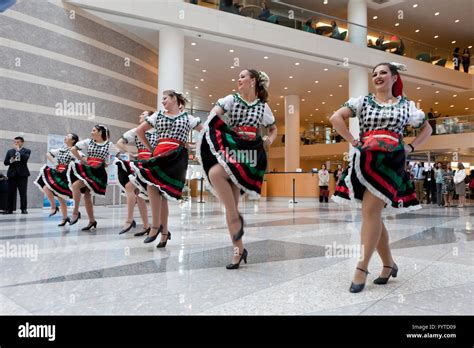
[121,128,137,146]
[216,94,234,113]
[187,113,201,129]
[145,111,159,128]
[408,101,426,129]
[341,96,364,118]
[262,103,276,127]
[48,148,60,157]
[74,138,90,153]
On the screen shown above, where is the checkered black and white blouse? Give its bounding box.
[121,128,158,150]
[74,139,119,160]
[343,94,426,137]
[217,93,276,128]
[49,147,74,165]
[146,111,201,143]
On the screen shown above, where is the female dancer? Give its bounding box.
[198,69,278,269]
[68,125,118,230]
[330,62,432,293]
[34,133,79,226]
[115,110,166,236]
[131,90,202,247]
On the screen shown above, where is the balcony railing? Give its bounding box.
[187,0,472,74]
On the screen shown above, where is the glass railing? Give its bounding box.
[187,0,471,74]
[408,114,474,137]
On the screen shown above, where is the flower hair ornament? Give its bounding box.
[390,62,407,71]
[258,71,270,89]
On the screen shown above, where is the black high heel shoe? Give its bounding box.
[144,225,162,243]
[58,217,70,226]
[134,227,151,237]
[232,215,244,242]
[49,206,59,217]
[119,220,136,234]
[81,221,97,231]
[226,248,248,270]
[69,212,81,225]
[349,267,370,293]
[156,231,171,248]
[373,263,398,285]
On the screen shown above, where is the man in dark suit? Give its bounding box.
[3,136,31,214]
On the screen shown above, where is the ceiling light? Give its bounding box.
[324,68,328,71]
[194,86,198,89]
[208,94,212,97]
[418,99,422,102]
[413,4,418,7]
[191,42,196,46]
[289,76,293,79]
[373,16,378,19]
[295,62,300,66]
[202,69,206,72]
[329,94,333,97]
[264,56,269,59]
[195,58,200,61]
[230,66,235,69]
[284,87,288,90]
[276,103,280,106]
[434,35,439,39]
[200,78,204,82]
[465,107,469,110]
[469,46,473,49]
[416,87,421,90]
[232,89,236,92]
[455,19,460,23]
[310,114,313,116]
[315,108,319,111]
[315,80,319,83]
[452,41,456,44]
[322,101,326,104]
[229,49,234,53]
[415,29,420,33]
[434,102,439,104]
[434,12,439,16]
[338,84,343,87]
[231,79,235,82]
[453,94,457,97]
[307,90,311,93]
[395,23,400,27]
[435,90,440,93]
[301,99,305,102]
[470,97,474,100]
[185,91,189,94]
[450,105,454,107]
[323,0,328,4]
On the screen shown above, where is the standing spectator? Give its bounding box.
[424,164,436,204]
[435,162,444,206]
[375,35,385,49]
[412,162,425,203]
[453,47,461,71]
[318,164,330,203]
[427,108,438,135]
[443,165,454,207]
[453,163,467,208]
[462,47,471,73]
[3,136,31,214]
[333,164,343,184]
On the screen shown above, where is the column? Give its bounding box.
[158,26,184,106]
[284,95,300,172]
[347,0,368,146]
[347,0,368,48]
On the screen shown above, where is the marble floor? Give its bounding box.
[0,197,472,315]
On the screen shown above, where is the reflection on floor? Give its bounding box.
[0,198,472,315]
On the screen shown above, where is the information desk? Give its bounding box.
[264,172,336,197]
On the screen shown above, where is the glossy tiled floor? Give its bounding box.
[0,197,472,315]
